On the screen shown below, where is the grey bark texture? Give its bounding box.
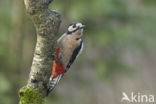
[19,0,61,103]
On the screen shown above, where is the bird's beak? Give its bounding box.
[79,25,85,29]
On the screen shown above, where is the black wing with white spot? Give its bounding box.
[66,39,83,69]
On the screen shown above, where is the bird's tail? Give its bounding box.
[47,74,63,95]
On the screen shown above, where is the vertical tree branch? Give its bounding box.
[19,0,61,103]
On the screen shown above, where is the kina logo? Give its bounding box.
[121,92,155,103]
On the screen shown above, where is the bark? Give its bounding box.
[19,0,61,103]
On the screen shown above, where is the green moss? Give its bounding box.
[19,87,44,104]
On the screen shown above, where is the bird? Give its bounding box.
[47,22,85,95]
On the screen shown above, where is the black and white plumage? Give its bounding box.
[56,22,85,70]
[47,22,85,95]
[48,74,63,92]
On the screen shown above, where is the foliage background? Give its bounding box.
[0,0,156,104]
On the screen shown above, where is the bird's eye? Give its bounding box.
[72,25,76,28]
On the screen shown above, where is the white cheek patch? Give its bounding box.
[68,23,83,32]
[68,26,74,32]
[76,23,82,27]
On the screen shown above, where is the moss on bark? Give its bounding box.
[19,87,44,104]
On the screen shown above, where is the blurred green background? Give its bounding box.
[0,0,156,104]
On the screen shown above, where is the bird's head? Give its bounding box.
[67,22,85,37]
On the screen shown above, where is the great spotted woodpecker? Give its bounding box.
[47,22,85,94]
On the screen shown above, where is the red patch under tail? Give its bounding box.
[51,48,66,78]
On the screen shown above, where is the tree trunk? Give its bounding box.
[18,0,61,103]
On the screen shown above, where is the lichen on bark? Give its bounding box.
[18,0,61,103]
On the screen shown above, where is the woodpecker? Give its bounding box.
[47,22,85,94]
